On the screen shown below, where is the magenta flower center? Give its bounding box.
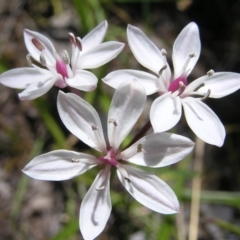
[168,75,187,95]
[56,59,68,78]
[98,148,118,167]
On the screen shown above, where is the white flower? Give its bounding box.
[103,23,240,147]
[22,81,194,240]
[0,21,124,100]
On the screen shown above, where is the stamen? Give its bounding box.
[109,118,118,126]
[159,64,167,75]
[137,143,146,153]
[96,186,105,191]
[62,50,70,64]
[71,158,80,163]
[181,52,196,74]
[32,38,45,51]
[161,48,167,56]
[39,53,46,66]
[189,52,196,58]
[201,89,211,101]
[26,54,33,66]
[178,81,186,93]
[92,125,98,130]
[68,33,76,45]
[124,177,131,183]
[207,69,214,76]
[76,37,83,51]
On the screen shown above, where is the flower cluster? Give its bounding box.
[1,20,240,240]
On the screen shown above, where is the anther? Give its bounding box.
[62,50,70,64]
[26,54,33,66]
[76,37,83,51]
[39,53,46,66]
[109,118,118,126]
[137,143,146,153]
[96,186,105,191]
[189,52,196,58]
[161,49,167,56]
[124,177,131,183]
[201,89,211,101]
[68,33,76,45]
[71,158,80,163]
[32,38,45,51]
[92,125,98,131]
[207,69,214,76]
[159,64,167,75]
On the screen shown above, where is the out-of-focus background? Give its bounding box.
[0,0,240,239]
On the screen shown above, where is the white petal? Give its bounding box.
[82,20,108,54]
[78,42,124,69]
[108,80,146,151]
[182,97,225,147]
[18,73,56,100]
[80,165,111,240]
[0,67,50,89]
[172,22,201,78]
[22,150,98,181]
[24,29,56,66]
[127,24,165,75]
[66,70,97,91]
[102,69,159,95]
[57,91,107,152]
[117,164,179,214]
[196,72,240,98]
[150,93,182,132]
[121,132,194,167]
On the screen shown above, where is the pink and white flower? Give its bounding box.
[103,23,240,146]
[0,21,124,100]
[23,81,194,240]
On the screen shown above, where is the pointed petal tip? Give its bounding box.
[127,24,140,36]
[91,84,97,91]
[213,135,225,147]
[119,42,125,48]
[57,90,67,104]
[103,20,108,27]
[188,21,197,26]
[127,24,135,30]
[184,22,198,31]
[23,28,30,33]
[58,89,65,94]
[18,93,30,101]
[174,201,180,213]
[23,28,36,37]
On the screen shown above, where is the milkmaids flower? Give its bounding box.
[23,81,194,240]
[103,23,240,147]
[0,21,124,100]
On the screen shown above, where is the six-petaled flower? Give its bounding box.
[23,81,194,240]
[103,22,240,146]
[0,21,124,100]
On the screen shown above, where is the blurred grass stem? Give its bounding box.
[188,137,205,240]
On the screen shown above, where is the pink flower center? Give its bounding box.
[98,148,118,167]
[168,75,187,95]
[56,59,68,78]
